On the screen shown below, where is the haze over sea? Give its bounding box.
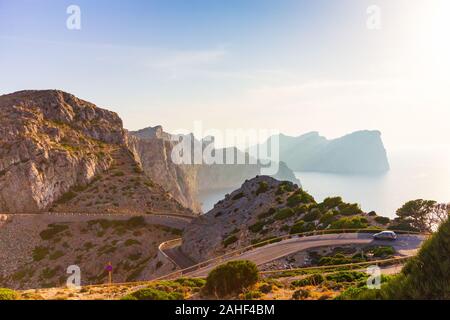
[199,147,450,218]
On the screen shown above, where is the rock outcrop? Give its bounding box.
[249,130,390,174]
[0,90,192,214]
[0,90,123,212]
[181,176,391,262]
[127,130,201,213]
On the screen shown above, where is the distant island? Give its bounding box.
[249,131,390,174]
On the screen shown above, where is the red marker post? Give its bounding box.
[105,262,113,285]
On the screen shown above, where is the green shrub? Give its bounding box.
[223,235,238,247]
[321,197,343,209]
[204,260,259,298]
[338,203,363,216]
[55,191,77,204]
[326,271,367,283]
[388,222,419,232]
[33,246,49,261]
[370,246,395,258]
[294,205,308,215]
[274,208,295,220]
[125,216,146,228]
[287,194,303,207]
[275,181,295,195]
[258,283,273,294]
[49,250,64,260]
[0,288,18,300]
[320,211,337,225]
[113,171,125,177]
[249,221,266,233]
[303,210,321,222]
[291,274,325,287]
[257,208,276,220]
[331,217,368,229]
[319,255,353,266]
[292,288,310,300]
[40,224,69,240]
[242,290,262,300]
[256,182,269,195]
[290,220,315,234]
[125,239,141,246]
[174,278,206,288]
[374,216,391,225]
[122,287,184,300]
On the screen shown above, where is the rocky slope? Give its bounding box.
[0,214,182,289]
[249,131,390,174]
[0,90,192,214]
[181,176,392,262]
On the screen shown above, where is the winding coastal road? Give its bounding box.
[163,233,426,278]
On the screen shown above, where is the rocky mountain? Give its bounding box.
[0,90,192,214]
[181,176,391,262]
[129,126,300,197]
[249,131,390,174]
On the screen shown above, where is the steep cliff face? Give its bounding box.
[0,90,123,213]
[127,130,201,213]
[0,90,193,214]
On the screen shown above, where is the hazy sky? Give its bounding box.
[1,0,449,151]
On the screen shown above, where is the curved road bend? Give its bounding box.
[178,233,425,278]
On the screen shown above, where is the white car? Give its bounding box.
[373,231,398,241]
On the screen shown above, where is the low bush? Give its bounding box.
[0,288,18,300]
[292,288,310,300]
[371,246,395,258]
[204,260,259,298]
[321,197,343,209]
[258,283,273,294]
[242,290,262,300]
[291,274,325,287]
[257,208,276,220]
[338,203,363,216]
[33,246,49,261]
[273,208,295,220]
[40,224,69,240]
[122,287,184,300]
[249,221,266,233]
[223,235,238,247]
[256,182,269,195]
[320,211,337,225]
[290,220,315,234]
[326,271,367,283]
[331,216,368,229]
[303,210,321,222]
